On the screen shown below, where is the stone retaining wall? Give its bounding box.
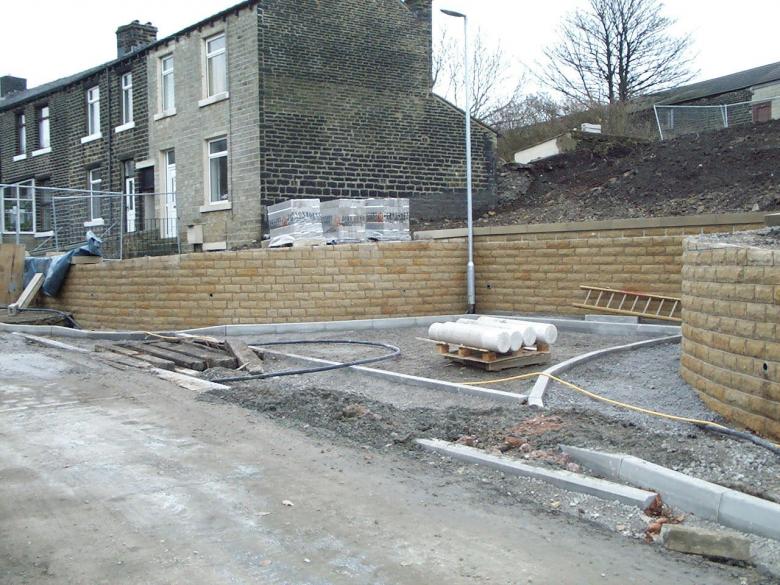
[42,213,765,335]
[680,233,780,439]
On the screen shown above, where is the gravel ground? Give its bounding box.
[233,325,651,390]
[697,227,780,248]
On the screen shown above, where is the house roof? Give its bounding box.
[655,60,780,105]
[0,0,256,112]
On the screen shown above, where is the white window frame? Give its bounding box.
[160,55,175,114]
[38,106,50,150]
[207,136,229,204]
[205,33,227,98]
[86,86,101,138]
[121,73,133,125]
[87,168,102,222]
[1,179,36,235]
[17,112,26,155]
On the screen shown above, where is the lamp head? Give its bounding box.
[440,9,466,18]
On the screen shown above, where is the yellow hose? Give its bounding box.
[463,371,780,448]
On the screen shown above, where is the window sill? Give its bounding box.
[198,92,229,108]
[114,121,136,134]
[81,133,102,145]
[12,153,27,162]
[199,200,232,213]
[154,109,177,121]
[203,241,228,252]
[32,147,52,157]
[84,218,105,228]
[2,231,34,236]
[35,231,54,238]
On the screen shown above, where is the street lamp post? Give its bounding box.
[441,8,475,314]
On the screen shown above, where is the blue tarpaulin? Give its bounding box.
[23,232,102,297]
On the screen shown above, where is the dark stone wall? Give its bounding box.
[257,0,497,220]
[0,57,149,243]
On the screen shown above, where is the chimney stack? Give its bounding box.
[0,76,27,98]
[116,20,158,58]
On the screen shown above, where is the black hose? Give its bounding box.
[212,339,401,383]
[1,305,81,329]
[697,423,780,456]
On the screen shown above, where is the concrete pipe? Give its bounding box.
[472,317,537,346]
[428,322,512,354]
[477,316,558,345]
[456,318,524,351]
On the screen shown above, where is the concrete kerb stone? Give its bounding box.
[562,445,780,542]
[660,524,752,562]
[485,313,681,338]
[416,438,659,510]
[258,348,526,404]
[527,335,682,407]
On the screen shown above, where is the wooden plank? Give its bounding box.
[117,342,206,371]
[153,341,237,369]
[95,343,177,371]
[224,338,264,374]
[444,351,551,372]
[70,255,102,265]
[12,273,45,309]
[0,244,25,305]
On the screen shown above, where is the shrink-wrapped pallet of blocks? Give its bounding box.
[365,198,411,241]
[267,199,326,248]
[321,199,367,244]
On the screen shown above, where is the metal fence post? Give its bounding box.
[653,105,664,141]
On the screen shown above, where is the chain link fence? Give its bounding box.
[653,96,779,140]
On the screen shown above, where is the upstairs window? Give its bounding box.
[88,168,102,220]
[161,55,175,112]
[16,112,26,154]
[38,106,50,149]
[87,86,100,136]
[121,73,133,124]
[206,34,227,97]
[207,137,228,202]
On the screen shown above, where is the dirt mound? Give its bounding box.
[415,120,780,230]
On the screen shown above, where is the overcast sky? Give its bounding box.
[2,0,779,92]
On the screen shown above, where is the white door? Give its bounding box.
[124,167,136,233]
[163,150,177,238]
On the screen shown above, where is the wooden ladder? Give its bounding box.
[573,285,682,323]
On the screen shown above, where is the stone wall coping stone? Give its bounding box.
[414,212,765,240]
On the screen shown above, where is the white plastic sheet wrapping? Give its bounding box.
[267,199,326,248]
[365,198,411,241]
[321,199,367,243]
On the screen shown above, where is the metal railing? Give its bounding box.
[653,96,780,140]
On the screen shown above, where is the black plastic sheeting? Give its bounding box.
[23,232,102,297]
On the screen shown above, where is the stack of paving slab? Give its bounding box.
[268,199,326,248]
[268,198,410,247]
[365,198,411,241]
[321,199,367,244]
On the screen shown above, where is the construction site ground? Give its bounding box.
[6,325,780,582]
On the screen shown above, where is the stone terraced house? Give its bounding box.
[0,0,497,255]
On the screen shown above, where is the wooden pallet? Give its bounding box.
[436,342,551,372]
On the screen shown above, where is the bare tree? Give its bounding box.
[433,27,523,123]
[540,0,695,105]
